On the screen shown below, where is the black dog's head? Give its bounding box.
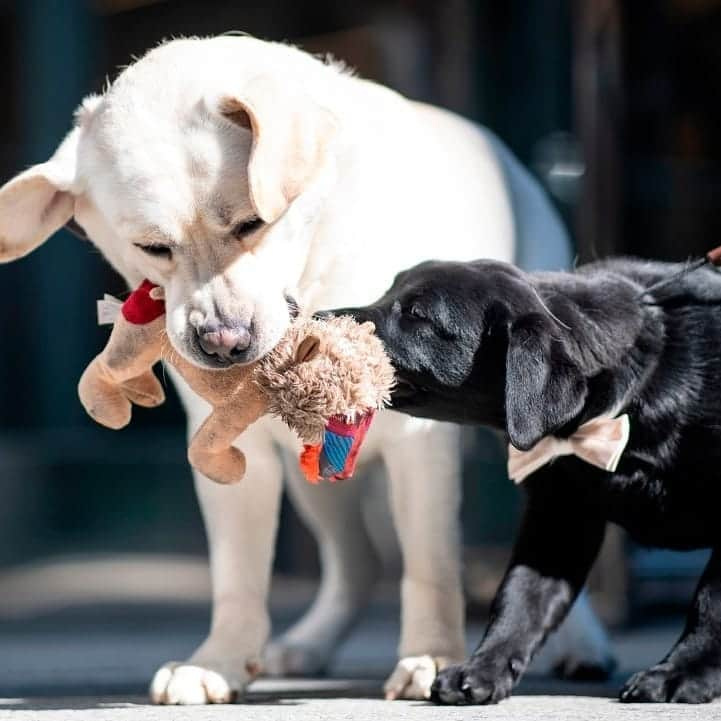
[329,259,591,450]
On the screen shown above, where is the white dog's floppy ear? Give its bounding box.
[505,313,588,451]
[0,126,80,263]
[217,75,338,224]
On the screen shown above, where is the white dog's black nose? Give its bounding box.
[197,323,251,360]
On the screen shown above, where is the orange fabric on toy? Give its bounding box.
[300,444,322,484]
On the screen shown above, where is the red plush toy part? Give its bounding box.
[122,280,165,324]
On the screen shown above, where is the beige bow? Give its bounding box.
[508,414,630,484]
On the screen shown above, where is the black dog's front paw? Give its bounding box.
[620,663,721,704]
[430,655,518,705]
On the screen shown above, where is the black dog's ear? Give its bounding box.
[505,313,587,450]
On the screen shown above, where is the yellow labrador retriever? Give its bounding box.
[0,36,611,703]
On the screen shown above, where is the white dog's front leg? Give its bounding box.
[150,373,283,704]
[381,419,466,700]
[151,436,283,704]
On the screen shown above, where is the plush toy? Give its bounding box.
[78,281,394,485]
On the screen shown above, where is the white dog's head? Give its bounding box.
[0,37,340,367]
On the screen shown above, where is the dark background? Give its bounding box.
[0,0,718,630]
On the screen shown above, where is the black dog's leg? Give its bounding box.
[431,486,606,705]
[621,547,721,703]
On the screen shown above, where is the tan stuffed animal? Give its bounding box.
[79,280,394,485]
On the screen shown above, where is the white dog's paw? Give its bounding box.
[149,660,259,704]
[264,640,329,676]
[383,655,452,700]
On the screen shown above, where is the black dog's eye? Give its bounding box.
[231,216,265,239]
[134,243,173,260]
[407,304,427,321]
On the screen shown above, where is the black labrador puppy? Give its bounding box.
[330,257,721,705]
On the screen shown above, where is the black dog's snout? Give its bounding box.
[197,323,251,361]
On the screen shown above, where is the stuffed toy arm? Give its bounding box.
[78,280,166,429]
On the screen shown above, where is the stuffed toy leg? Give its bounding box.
[182,372,268,486]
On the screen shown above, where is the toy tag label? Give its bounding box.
[97,294,123,325]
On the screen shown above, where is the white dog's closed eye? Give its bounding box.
[230,216,264,239]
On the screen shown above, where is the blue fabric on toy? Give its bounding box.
[319,430,354,476]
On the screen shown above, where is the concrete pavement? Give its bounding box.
[1,694,720,721]
[0,569,717,719]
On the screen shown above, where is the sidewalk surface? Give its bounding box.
[2,695,719,721]
[1,581,719,720]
